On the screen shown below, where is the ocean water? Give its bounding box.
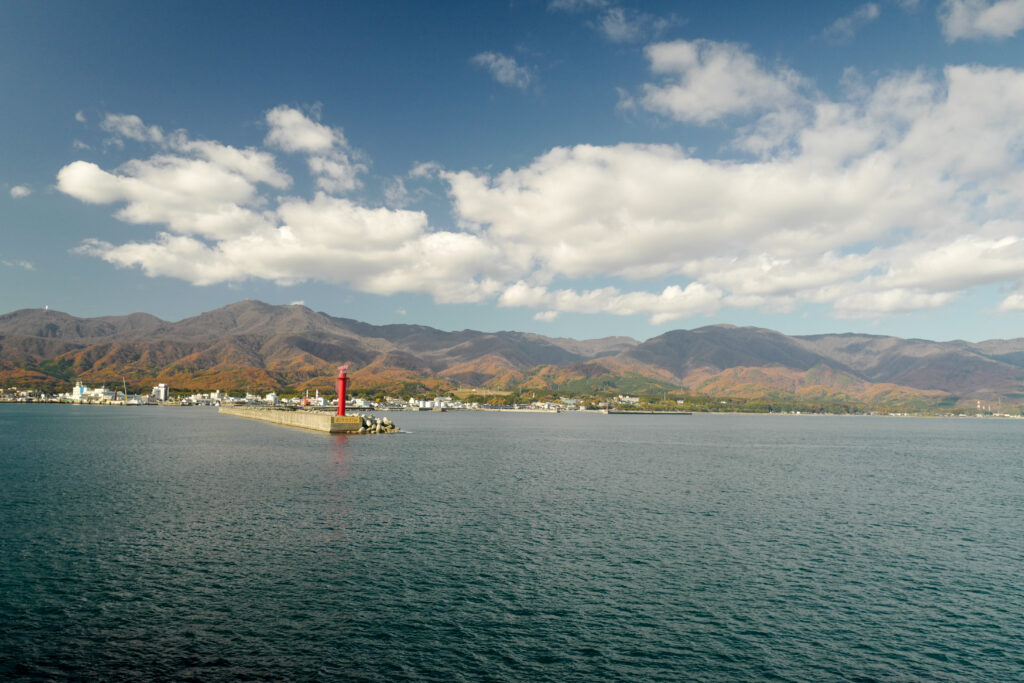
[1,405,1022,681]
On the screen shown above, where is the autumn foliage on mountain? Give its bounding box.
[3,300,1023,409]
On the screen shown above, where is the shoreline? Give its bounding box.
[1,401,1021,419]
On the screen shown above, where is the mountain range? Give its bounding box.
[3,300,1023,409]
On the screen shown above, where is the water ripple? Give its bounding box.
[2,407,1023,680]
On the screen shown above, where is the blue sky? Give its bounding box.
[4,0,1024,342]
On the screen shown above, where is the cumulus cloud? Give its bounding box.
[58,156,277,239]
[72,188,506,300]
[635,40,806,125]
[265,105,365,193]
[445,62,1024,320]
[471,52,534,90]
[998,291,1024,310]
[58,109,508,303]
[265,105,340,153]
[56,57,1024,325]
[9,185,31,199]
[940,0,1024,40]
[446,141,901,281]
[824,3,881,43]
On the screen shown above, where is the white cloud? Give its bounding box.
[385,173,436,209]
[875,236,1024,291]
[58,157,275,239]
[833,289,955,317]
[94,108,356,200]
[59,110,509,302]
[102,113,164,143]
[9,185,31,199]
[471,52,534,90]
[384,177,409,208]
[945,0,1024,39]
[265,105,364,193]
[265,105,341,153]
[410,161,442,178]
[534,310,558,321]
[598,8,641,42]
[998,291,1024,310]
[307,155,361,193]
[57,62,1024,325]
[550,0,672,43]
[595,7,670,43]
[74,198,505,301]
[446,142,898,281]
[637,40,806,124]
[548,0,608,11]
[445,62,1024,318]
[75,111,86,123]
[824,3,881,43]
[172,136,292,189]
[1,256,34,270]
[940,0,1024,40]
[500,281,722,324]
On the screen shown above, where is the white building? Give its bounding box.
[152,383,169,401]
[72,381,88,399]
[70,381,115,402]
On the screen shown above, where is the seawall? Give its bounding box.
[218,406,391,434]
[605,410,692,415]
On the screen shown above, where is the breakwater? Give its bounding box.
[218,406,398,434]
[606,410,692,415]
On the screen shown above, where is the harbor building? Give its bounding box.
[152,383,169,401]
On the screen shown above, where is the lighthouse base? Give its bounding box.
[330,415,364,433]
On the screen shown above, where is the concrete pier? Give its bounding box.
[605,410,692,415]
[219,406,382,434]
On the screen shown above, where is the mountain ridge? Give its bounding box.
[3,301,1024,408]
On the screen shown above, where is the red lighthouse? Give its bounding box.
[336,365,349,416]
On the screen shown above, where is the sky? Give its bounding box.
[3,0,1024,342]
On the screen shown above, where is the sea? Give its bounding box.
[1,404,1022,681]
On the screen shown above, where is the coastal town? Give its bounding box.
[0,380,603,412]
[2,380,1021,418]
